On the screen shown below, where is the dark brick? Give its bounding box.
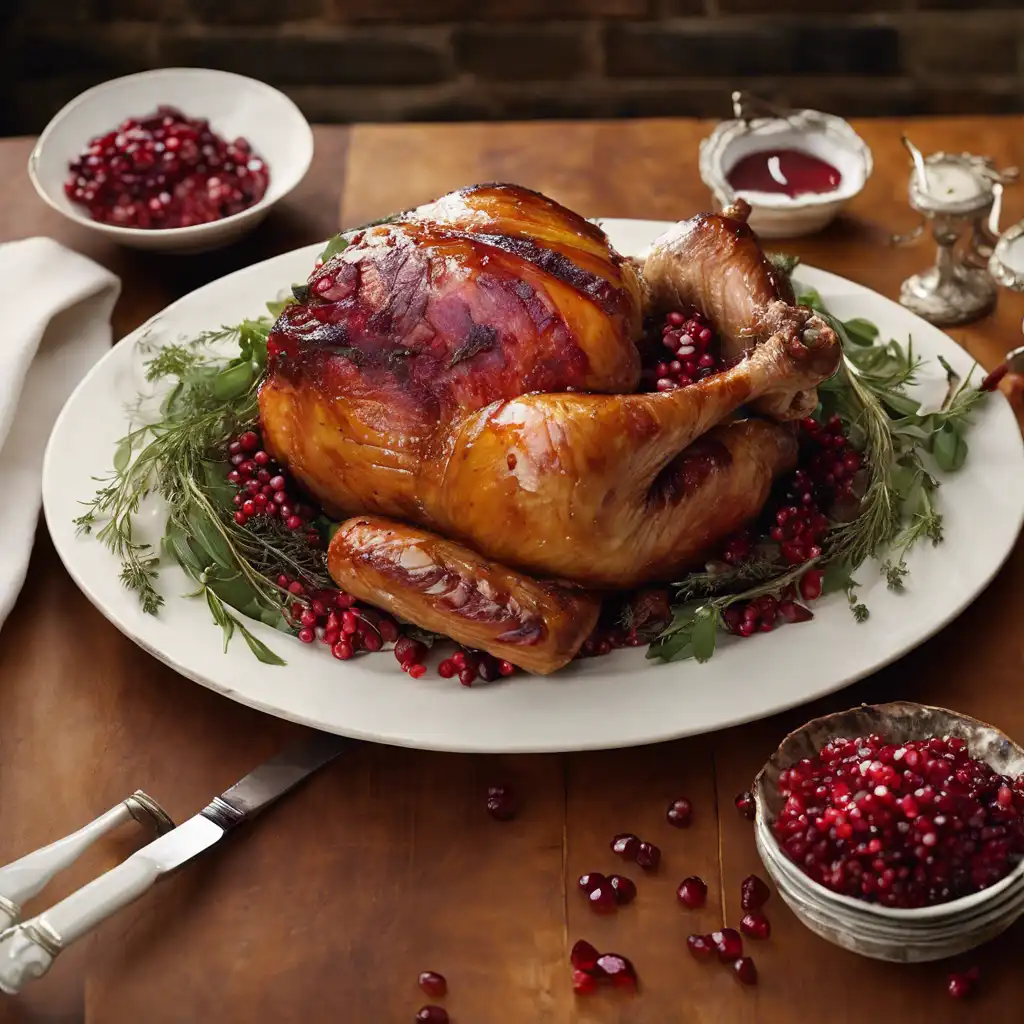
[160,30,450,87]
[328,0,647,23]
[719,0,899,10]
[608,21,900,79]
[907,21,1018,75]
[790,24,901,76]
[606,23,796,78]
[11,0,97,23]
[775,77,925,117]
[650,0,706,13]
[15,26,157,79]
[186,0,325,24]
[453,24,592,82]
[919,83,1024,115]
[96,0,186,18]
[7,75,112,133]
[918,0,1022,7]
[282,83,493,123]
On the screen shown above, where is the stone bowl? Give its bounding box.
[753,701,1024,962]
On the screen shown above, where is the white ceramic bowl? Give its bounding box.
[28,68,314,254]
[753,701,1024,962]
[699,108,872,239]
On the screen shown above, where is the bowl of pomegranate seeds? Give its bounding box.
[753,701,1024,962]
[28,68,313,253]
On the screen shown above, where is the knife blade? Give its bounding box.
[0,731,351,994]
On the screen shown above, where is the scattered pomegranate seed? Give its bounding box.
[740,874,771,911]
[587,883,617,914]
[611,833,641,859]
[415,1006,448,1023]
[486,785,516,821]
[608,874,637,905]
[732,956,758,986]
[572,968,597,994]
[735,792,756,821]
[636,842,661,872]
[686,934,715,961]
[418,972,447,998]
[595,953,637,991]
[676,876,708,909]
[947,966,980,999]
[666,797,693,828]
[740,912,771,940]
[644,308,723,391]
[578,872,606,893]
[570,939,600,972]
[711,928,743,962]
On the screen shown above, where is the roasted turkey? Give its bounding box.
[259,184,840,673]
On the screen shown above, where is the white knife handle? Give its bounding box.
[0,853,161,994]
[0,791,173,930]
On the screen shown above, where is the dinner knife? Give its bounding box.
[0,731,350,995]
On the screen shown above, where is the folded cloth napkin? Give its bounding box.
[0,238,120,631]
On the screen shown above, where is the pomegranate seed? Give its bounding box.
[732,956,758,986]
[394,637,426,668]
[238,430,259,451]
[331,641,353,661]
[587,883,617,914]
[570,939,600,972]
[666,797,693,828]
[608,874,637,905]
[572,968,597,994]
[418,972,446,998]
[415,1007,448,1023]
[735,792,756,821]
[578,872,606,894]
[498,660,516,676]
[297,627,315,644]
[595,953,637,990]
[739,874,771,911]
[458,668,475,687]
[686,934,715,961]
[233,511,247,525]
[676,876,707,909]
[711,928,743,962]
[800,569,824,601]
[636,842,661,871]
[611,833,641,859]
[486,785,516,821]
[740,912,771,940]
[408,663,427,679]
[437,659,455,678]
[287,580,304,595]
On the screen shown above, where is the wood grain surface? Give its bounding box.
[1,117,1023,1024]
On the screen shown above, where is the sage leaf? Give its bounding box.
[211,361,255,401]
[238,622,286,665]
[796,287,825,312]
[842,318,880,346]
[320,234,349,264]
[690,606,719,663]
[933,422,968,472]
[113,437,132,473]
[185,503,237,572]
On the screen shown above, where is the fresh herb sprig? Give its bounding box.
[648,285,989,664]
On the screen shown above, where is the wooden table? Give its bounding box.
[2,117,1024,1024]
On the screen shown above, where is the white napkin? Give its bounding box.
[0,239,120,631]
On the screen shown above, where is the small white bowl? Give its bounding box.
[699,106,871,239]
[753,701,1024,962]
[28,68,314,254]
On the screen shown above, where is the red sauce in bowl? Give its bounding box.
[727,149,841,198]
[64,105,270,230]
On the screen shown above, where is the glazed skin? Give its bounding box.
[259,184,840,671]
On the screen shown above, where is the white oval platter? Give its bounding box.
[42,219,1024,752]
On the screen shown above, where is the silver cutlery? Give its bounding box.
[0,792,173,933]
[0,731,350,994]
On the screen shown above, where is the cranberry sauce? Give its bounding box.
[65,106,269,229]
[727,149,841,198]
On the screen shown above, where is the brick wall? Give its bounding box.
[3,0,1023,134]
